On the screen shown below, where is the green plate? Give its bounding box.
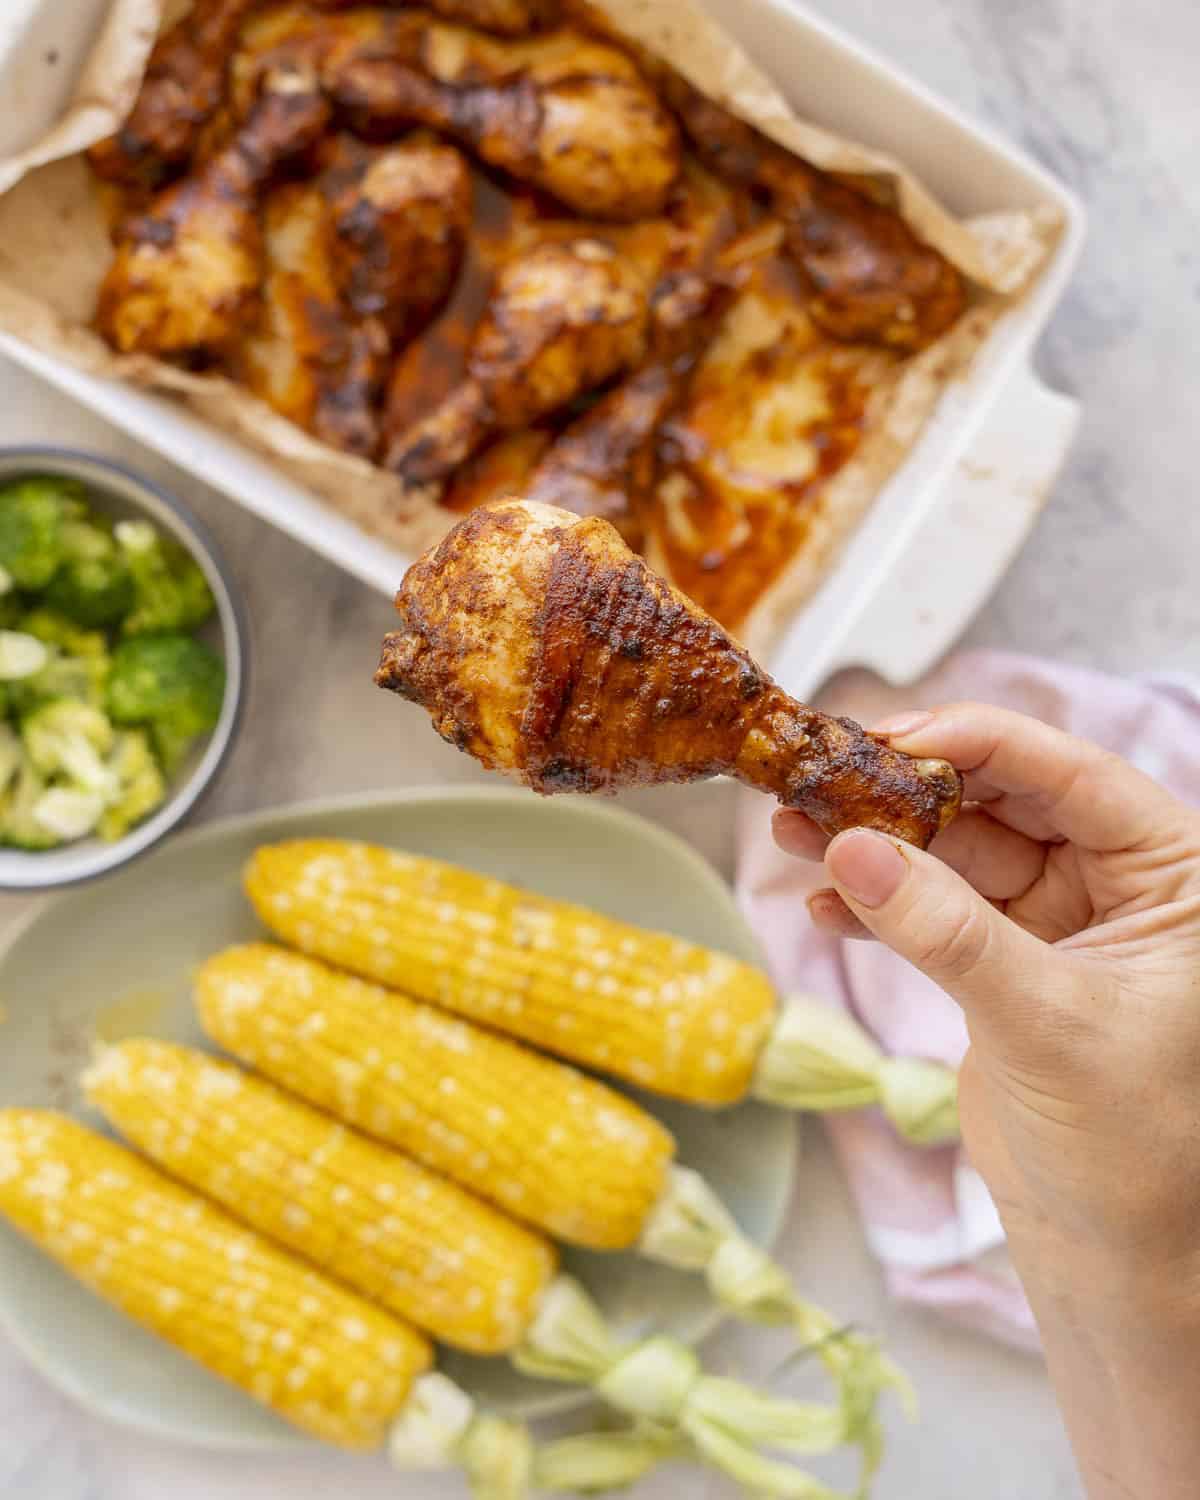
[0,787,795,1448]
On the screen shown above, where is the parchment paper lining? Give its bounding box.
[0,0,1058,651]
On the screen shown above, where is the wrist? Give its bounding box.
[1006,1221,1200,1347]
[1008,1227,1200,1500]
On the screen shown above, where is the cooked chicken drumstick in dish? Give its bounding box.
[663,77,965,352]
[376,499,963,845]
[520,273,722,543]
[523,228,774,542]
[523,365,673,547]
[325,140,472,342]
[87,0,259,188]
[236,182,388,456]
[236,136,470,453]
[384,238,650,490]
[96,72,330,357]
[326,23,680,220]
[311,0,560,33]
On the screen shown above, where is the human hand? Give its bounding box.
[773,702,1200,1305]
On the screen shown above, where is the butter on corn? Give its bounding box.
[197,944,913,1483]
[244,839,958,1144]
[84,1039,558,1356]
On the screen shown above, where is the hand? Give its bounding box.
[774,702,1200,1499]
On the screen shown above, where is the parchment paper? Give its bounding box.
[0,0,1058,643]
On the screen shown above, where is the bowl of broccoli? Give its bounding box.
[0,448,245,889]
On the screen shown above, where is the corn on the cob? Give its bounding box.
[243,841,958,1145]
[197,942,675,1250]
[84,1039,558,1356]
[0,1109,700,1500]
[197,944,912,1486]
[80,1051,868,1500]
[246,839,777,1107]
[0,1110,430,1450]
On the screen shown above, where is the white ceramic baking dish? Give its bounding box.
[0,0,1085,701]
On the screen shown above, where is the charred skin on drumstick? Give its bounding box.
[376,499,962,845]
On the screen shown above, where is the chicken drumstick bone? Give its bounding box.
[377,499,962,846]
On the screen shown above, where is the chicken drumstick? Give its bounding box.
[311,0,561,34]
[325,139,472,343]
[376,499,962,845]
[326,23,680,220]
[383,238,651,492]
[87,0,259,188]
[663,76,965,352]
[96,70,330,357]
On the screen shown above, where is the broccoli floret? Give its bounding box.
[6,648,111,718]
[21,699,116,797]
[97,729,167,841]
[0,723,21,795]
[0,596,22,630]
[0,476,86,591]
[43,519,134,628]
[0,761,59,850]
[19,608,108,659]
[115,520,215,636]
[107,633,224,773]
[6,613,110,714]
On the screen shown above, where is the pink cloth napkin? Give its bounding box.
[735,649,1200,1352]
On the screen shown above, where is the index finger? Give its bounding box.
[875,701,1185,853]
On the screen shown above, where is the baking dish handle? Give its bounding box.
[827,364,1080,687]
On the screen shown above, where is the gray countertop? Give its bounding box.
[3,0,1198,1494]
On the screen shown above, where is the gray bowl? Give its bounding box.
[0,447,246,890]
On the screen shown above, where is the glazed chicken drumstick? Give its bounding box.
[312,0,561,33]
[238,137,471,454]
[87,0,259,188]
[96,70,331,357]
[325,139,472,342]
[325,21,680,220]
[236,180,389,456]
[377,499,963,846]
[384,238,651,492]
[663,76,965,352]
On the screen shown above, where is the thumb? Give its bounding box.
[824,827,1056,1046]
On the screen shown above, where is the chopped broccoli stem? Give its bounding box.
[1,761,59,849]
[98,729,167,841]
[0,723,21,795]
[0,631,51,681]
[32,786,105,841]
[22,699,116,796]
[19,609,108,660]
[7,652,111,717]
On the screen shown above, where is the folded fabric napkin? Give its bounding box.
[735,649,1200,1352]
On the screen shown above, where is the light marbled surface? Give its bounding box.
[4,0,1199,1494]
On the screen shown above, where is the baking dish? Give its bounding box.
[0,0,1084,701]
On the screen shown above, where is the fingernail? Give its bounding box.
[871,710,933,738]
[827,829,908,908]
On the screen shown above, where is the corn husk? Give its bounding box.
[754,996,960,1146]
